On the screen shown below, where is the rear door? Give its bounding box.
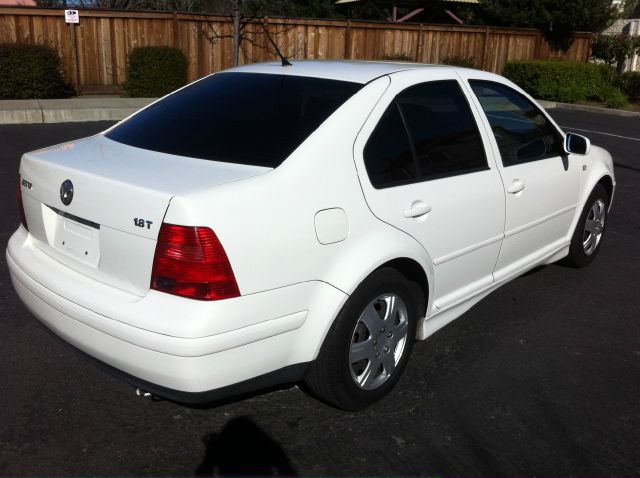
[353,70,505,310]
[460,76,580,281]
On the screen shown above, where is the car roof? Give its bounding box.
[223,60,462,84]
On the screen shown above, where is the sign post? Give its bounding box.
[64,10,80,93]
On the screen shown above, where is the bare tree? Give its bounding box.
[36,0,198,11]
[199,0,295,67]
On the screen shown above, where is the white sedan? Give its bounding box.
[7,61,614,410]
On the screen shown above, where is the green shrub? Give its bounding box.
[382,54,413,62]
[503,60,625,106]
[124,46,188,98]
[621,71,640,102]
[601,85,629,108]
[0,43,74,99]
[442,56,475,68]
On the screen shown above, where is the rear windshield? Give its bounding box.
[105,72,362,168]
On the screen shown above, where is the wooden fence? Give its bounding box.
[0,7,593,93]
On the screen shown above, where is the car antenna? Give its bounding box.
[262,24,292,67]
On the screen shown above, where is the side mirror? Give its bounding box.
[564,133,591,156]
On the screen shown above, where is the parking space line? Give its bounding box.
[560,126,640,142]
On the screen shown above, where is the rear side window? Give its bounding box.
[105,73,362,168]
[363,104,417,187]
[364,80,487,188]
[469,81,563,166]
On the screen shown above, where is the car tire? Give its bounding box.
[563,184,609,268]
[305,267,421,411]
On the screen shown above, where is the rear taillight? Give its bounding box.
[17,177,28,231]
[151,223,240,301]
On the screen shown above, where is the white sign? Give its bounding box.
[65,10,79,24]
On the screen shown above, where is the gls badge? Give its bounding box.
[60,179,73,206]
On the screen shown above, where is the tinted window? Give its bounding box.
[363,104,416,188]
[105,73,361,168]
[396,81,487,178]
[363,80,487,188]
[470,81,563,166]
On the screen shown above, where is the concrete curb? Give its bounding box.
[0,98,157,125]
[538,99,640,118]
[1,96,639,125]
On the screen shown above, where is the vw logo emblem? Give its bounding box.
[60,179,74,206]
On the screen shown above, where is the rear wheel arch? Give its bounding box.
[374,258,429,319]
[318,256,431,347]
[305,266,423,410]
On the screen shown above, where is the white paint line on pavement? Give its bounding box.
[560,126,640,142]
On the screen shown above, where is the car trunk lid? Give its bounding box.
[19,134,269,296]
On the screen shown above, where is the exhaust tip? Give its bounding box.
[136,387,152,398]
[135,387,163,401]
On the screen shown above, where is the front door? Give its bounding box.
[461,77,581,281]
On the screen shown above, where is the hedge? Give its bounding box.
[442,56,475,68]
[502,60,626,107]
[621,71,640,102]
[124,46,188,98]
[0,43,74,100]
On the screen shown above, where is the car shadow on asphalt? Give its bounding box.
[194,416,297,477]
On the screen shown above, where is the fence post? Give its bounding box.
[344,19,351,60]
[534,31,542,59]
[481,26,490,70]
[263,17,269,62]
[585,33,593,63]
[232,0,240,67]
[416,23,423,62]
[172,11,178,49]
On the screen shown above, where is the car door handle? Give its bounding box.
[507,180,525,194]
[404,201,432,218]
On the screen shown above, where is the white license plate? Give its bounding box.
[53,213,100,267]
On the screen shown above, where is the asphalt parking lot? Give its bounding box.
[1,108,638,476]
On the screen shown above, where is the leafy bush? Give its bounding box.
[601,85,629,108]
[382,54,413,62]
[124,46,188,98]
[621,71,640,102]
[442,56,475,68]
[0,43,74,99]
[503,60,626,105]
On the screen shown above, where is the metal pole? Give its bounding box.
[70,22,80,93]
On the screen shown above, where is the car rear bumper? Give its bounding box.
[7,227,348,400]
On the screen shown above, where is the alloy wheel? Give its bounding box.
[349,293,409,391]
[582,198,606,256]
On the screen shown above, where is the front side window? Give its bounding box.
[363,80,487,189]
[105,73,362,168]
[469,81,563,167]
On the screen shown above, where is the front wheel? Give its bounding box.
[563,184,609,267]
[305,268,421,411]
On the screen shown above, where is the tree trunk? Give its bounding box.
[232,0,240,67]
